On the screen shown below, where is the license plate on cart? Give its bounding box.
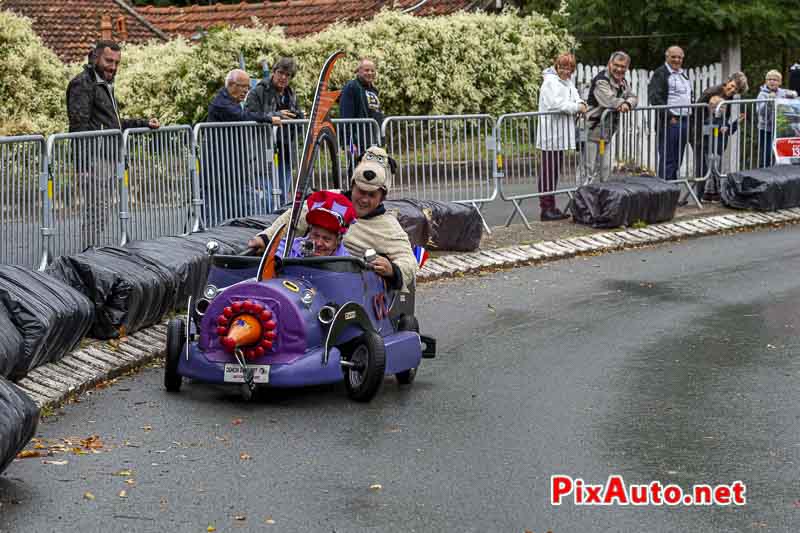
[224,364,270,384]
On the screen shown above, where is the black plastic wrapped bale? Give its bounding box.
[180,226,257,255]
[0,377,39,475]
[0,266,95,379]
[721,166,800,211]
[0,305,24,379]
[220,214,281,231]
[386,199,483,252]
[570,177,681,228]
[384,200,430,248]
[125,236,213,310]
[47,247,176,340]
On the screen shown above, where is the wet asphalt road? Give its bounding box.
[2,225,800,532]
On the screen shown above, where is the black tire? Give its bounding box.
[395,315,419,385]
[165,318,185,393]
[343,331,386,402]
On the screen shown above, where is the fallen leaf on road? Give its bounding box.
[207,525,216,532]
[80,435,104,449]
[141,425,153,432]
[16,450,44,459]
[42,460,68,465]
[114,470,133,477]
[118,490,127,498]
[234,515,246,521]
[369,484,382,491]
[84,492,95,501]
[239,453,251,461]
[264,517,276,525]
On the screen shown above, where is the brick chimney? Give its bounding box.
[100,15,113,41]
[116,16,128,41]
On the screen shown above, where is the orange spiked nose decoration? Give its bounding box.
[215,300,278,359]
[225,314,262,348]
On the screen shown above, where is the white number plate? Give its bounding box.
[223,364,270,384]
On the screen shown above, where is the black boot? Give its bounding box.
[541,208,569,222]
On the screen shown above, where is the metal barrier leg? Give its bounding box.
[460,200,492,235]
[504,199,532,231]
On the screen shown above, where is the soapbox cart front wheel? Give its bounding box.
[342,330,386,403]
[164,318,185,393]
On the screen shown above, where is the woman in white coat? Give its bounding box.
[535,52,587,221]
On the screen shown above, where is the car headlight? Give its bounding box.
[203,284,218,300]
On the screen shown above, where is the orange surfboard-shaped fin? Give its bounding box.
[257,224,286,282]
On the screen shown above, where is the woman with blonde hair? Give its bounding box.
[535,52,587,221]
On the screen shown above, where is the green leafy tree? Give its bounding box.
[560,0,800,93]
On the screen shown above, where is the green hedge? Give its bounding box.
[0,8,574,135]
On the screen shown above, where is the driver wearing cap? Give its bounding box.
[276,191,357,257]
[248,146,417,291]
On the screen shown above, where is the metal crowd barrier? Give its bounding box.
[193,121,275,228]
[495,111,587,229]
[45,130,123,261]
[122,126,195,243]
[381,114,497,232]
[0,135,47,270]
[276,118,380,203]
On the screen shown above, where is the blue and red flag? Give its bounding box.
[413,245,429,268]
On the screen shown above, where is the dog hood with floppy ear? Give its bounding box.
[351,146,396,193]
[305,190,357,234]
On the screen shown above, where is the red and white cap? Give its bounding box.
[305,191,357,235]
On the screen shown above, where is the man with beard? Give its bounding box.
[66,41,160,245]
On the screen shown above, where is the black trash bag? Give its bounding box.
[386,199,483,252]
[721,166,800,211]
[125,236,212,310]
[47,247,175,340]
[0,377,39,475]
[570,177,681,228]
[220,214,281,231]
[0,266,94,379]
[180,226,258,255]
[0,305,24,379]
[384,200,430,248]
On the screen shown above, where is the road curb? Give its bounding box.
[17,209,800,410]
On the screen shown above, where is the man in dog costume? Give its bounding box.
[248,146,418,291]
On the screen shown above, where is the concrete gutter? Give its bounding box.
[15,208,800,409]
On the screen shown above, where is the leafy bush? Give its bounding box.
[116,9,574,124]
[1,8,574,134]
[0,10,69,135]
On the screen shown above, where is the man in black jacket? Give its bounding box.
[65,41,160,245]
[647,46,693,180]
[244,57,304,205]
[339,58,384,175]
[67,41,159,133]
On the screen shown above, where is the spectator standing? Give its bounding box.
[756,70,797,168]
[339,58,384,172]
[245,57,305,205]
[584,51,638,182]
[66,40,160,244]
[204,69,281,225]
[535,52,587,221]
[648,46,693,180]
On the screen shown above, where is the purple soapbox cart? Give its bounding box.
[164,246,436,402]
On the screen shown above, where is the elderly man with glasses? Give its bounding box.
[203,69,283,225]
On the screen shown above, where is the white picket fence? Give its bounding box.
[573,63,724,175]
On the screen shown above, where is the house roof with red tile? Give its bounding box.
[138,0,479,40]
[1,0,168,63]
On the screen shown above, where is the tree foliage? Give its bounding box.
[0,10,68,135]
